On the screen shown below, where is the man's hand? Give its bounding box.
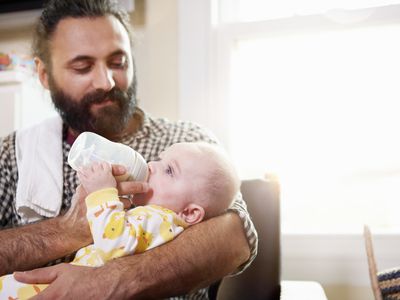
[59,183,91,245]
[60,163,149,244]
[10,211,250,299]
[112,164,149,209]
[14,213,249,299]
[114,164,148,195]
[14,264,118,300]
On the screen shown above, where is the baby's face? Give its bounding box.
[133,143,210,211]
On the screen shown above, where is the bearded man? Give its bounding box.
[0,1,257,299]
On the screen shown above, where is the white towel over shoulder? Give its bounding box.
[15,116,63,224]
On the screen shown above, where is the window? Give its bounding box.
[179,0,400,234]
[229,24,400,233]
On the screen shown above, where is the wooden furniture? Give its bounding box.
[364,226,383,300]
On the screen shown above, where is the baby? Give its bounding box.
[0,142,239,299]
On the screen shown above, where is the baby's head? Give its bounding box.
[133,142,240,225]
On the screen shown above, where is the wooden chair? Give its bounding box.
[364,225,383,300]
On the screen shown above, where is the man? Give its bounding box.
[0,0,257,299]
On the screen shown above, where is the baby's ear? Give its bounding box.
[178,204,205,225]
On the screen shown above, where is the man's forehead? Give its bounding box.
[50,15,131,60]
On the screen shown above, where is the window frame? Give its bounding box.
[178,0,400,146]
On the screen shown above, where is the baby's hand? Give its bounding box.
[77,161,117,194]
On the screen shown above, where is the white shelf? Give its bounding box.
[0,70,33,85]
[0,69,55,136]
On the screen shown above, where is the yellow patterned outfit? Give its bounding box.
[0,188,187,300]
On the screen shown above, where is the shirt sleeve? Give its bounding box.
[227,192,258,275]
[178,121,259,275]
[85,188,125,254]
[0,133,18,228]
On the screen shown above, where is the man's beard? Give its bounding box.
[48,75,136,139]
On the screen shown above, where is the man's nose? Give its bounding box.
[92,65,115,91]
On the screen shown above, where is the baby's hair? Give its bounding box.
[191,142,240,219]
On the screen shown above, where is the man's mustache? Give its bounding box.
[82,88,125,106]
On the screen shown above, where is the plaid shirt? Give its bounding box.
[0,109,258,300]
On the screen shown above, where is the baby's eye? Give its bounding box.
[165,165,173,177]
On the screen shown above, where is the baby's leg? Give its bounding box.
[0,273,48,300]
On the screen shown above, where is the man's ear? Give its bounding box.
[35,57,50,89]
[178,204,205,225]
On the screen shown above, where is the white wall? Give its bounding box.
[133,0,179,120]
[282,234,378,300]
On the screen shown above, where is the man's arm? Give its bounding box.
[0,133,88,275]
[0,186,92,275]
[0,166,147,275]
[122,212,250,298]
[0,218,88,275]
[15,212,250,299]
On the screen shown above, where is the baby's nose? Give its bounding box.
[148,161,156,174]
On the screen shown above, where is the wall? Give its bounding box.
[0,0,179,123]
[282,234,379,300]
[133,0,179,120]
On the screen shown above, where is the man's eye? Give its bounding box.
[73,66,92,74]
[110,58,127,69]
[111,62,126,68]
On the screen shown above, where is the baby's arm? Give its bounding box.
[121,206,187,254]
[78,163,185,261]
[85,197,186,261]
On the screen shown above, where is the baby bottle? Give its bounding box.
[68,132,148,182]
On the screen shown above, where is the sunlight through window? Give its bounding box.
[228,24,400,233]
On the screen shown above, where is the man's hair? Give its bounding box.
[32,0,134,68]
